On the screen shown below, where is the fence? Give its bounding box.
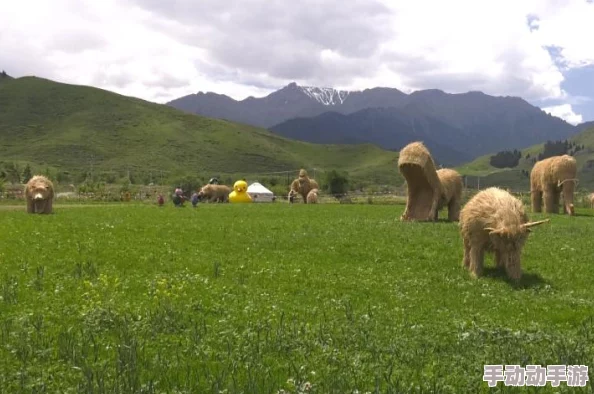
[2,166,593,208]
[3,187,592,209]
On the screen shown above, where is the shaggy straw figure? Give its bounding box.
[435,168,463,221]
[398,142,443,221]
[25,175,55,214]
[530,154,577,215]
[290,169,319,204]
[459,187,549,281]
[589,192,594,209]
[306,188,319,204]
[197,184,231,203]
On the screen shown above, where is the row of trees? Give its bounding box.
[537,140,585,161]
[0,162,150,186]
[0,163,51,184]
[0,162,55,184]
[488,140,588,169]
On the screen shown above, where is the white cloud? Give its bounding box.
[541,104,584,125]
[529,0,594,69]
[0,0,593,113]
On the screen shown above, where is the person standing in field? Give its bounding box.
[172,188,185,207]
[191,192,199,207]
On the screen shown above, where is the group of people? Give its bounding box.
[158,177,220,208]
[157,188,198,208]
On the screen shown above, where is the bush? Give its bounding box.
[22,164,32,183]
[269,184,289,199]
[56,171,72,184]
[324,170,349,198]
[489,150,521,168]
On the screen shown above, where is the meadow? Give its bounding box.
[0,202,593,393]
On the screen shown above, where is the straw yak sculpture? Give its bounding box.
[290,169,319,203]
[530,154,578,215]
[459,187,549,281]
[398,142,463,221]
[436,168,464,221]
[197,184,231,203]
[25,175,55,214]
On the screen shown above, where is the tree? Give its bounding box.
[56,171,71,184]
[4,163,20,183]
[22,164,33,183]
[43,167,53,179]
[171,175,204,196]
[103,172,117,184]
[324,170,349,198]
[538,139,572,160]
[120,177,132,193]
[74,170,89,184]
[267,177,278,187]
[489,150,522,169]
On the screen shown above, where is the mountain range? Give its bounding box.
[168,82,581,166]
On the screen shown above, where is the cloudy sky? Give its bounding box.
[1,0,593,124]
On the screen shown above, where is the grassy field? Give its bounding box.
[0,203,593,393]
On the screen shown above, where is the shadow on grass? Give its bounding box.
[482,267,550,290]
[535,211,594,218]
[434,218,459,224]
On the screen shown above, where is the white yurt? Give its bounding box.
[247,182,275,202]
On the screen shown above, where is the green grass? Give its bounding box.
[1,203,592,393]
[0,76,400,185]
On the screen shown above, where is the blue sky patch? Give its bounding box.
[560,65,594,121]
[530,47,594,123]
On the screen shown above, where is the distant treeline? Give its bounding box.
[536,140,585,161]
[489,139,586,169]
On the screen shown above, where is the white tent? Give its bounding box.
[247,182,275,203]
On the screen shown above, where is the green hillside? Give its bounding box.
[0,76,401,186]
[456,126,594,191]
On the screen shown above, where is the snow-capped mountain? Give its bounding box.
[299,86,350,105]
[167,81,407,128]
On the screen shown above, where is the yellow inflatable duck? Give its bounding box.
[229,180,253,203]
